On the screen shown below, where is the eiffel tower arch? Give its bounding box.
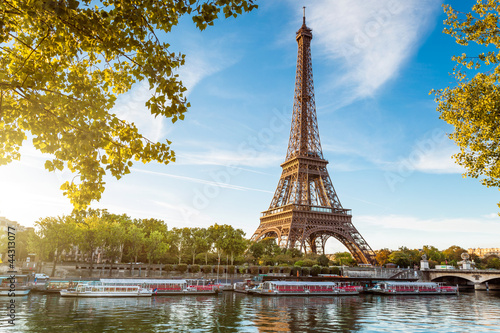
[251,11,376,265]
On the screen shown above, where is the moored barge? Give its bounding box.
[254,281,360,296]
[60,282,152,297]
[99,279,219,295]
[369,281,458,295]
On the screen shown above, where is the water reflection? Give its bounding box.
[249,295,363,332]
[0,291,499,332]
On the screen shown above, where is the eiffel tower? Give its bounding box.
[251,10,376,265]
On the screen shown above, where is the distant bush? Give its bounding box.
[290,266,301,276]
[239,266,248,274]
[163,264,174,272]
[321,267,330,274]
[202,265,213,274]
[330,266,341,275]
[302,259,316,267]
[260,266,269,274]
[281,266,292,274]
[176,264,188,273]
[190,264,200,273]
[302,267,310,276]
[318,254,330,267]
[249,266,259,275]
[310,265,321,276]
[294,260,304,267]
[227,265,236,275]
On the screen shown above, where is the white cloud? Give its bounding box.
[132,167,273,194]
[358,214,500,234]
[303,0,441,104]
[412,142,464,174]
[177,149,283,169]
[483,213,500,219]
[383,130,466,175]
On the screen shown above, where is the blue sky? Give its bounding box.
[1,0,499,253]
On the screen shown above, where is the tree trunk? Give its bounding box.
[89,249,95,277]
[119,244,124,263]
[231,251,234,266]
[50,251,59,277]
[147,257,152,277]
[192,253,196,265]
[109,257,113,277]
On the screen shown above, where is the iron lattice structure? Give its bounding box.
[251,15,376,265]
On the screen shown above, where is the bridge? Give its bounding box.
[422,269,500,290]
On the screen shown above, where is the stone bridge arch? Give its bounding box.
[426,269,500,290]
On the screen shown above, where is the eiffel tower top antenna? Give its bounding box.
[303,6,306,25]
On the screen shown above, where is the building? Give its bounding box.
[0,216,30,232]
[468,248,500,258]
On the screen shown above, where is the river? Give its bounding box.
[1,291,499,332]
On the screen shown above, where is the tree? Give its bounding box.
[0,0,257,209]
[248,241,265,260]
[135,218,168,238]
[169,227,187,264]
[27,231,50,267]
[145,231,168,274]
[388,250,411,268]
[486,256,500,269]
[217,225,247,265]
[74,212,106,275]
[332,252,356,266]
[422,245,445,263]
[433,1,500,209]
[126,224,146,264]
[388,247,420,268]
[317,254,330,267]
[101,218,126,276]
[193,228,212,265]
[443,245,467,264]
[375,248,392,266]
[184,227,212,265]
[35,216,76,277]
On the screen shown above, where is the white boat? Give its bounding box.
[60,282,152,297]
[99,279,219,295]
[254,281,360,296]
[0,275,31,296]
[370,281,458,295]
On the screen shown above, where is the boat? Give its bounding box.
[254,281,360,296]
[369,281,458,295]
[99,279,219,295]
[233,281,250,294]
[44,280,91,293]
[186,279,220,294]
[246,284,263,295]
[60,282,152,297]
[0,275,31,296]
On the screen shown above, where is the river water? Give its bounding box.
[1,291,499,332]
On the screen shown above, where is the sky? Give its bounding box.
[0,0,499,253]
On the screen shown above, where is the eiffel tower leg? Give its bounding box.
[308,235,317,254]
[320,235,329,255]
